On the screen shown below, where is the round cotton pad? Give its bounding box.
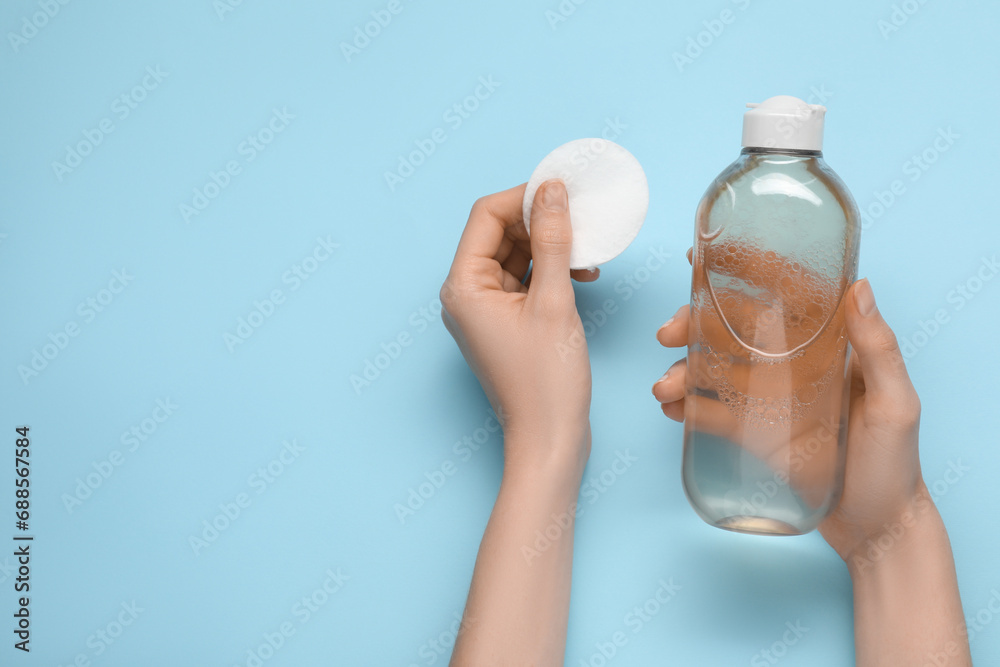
[523,138,649,269]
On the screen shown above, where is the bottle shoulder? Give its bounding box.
[699,154,859,231]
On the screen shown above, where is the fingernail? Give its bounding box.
[658,369,671,382]
[657,317,674,337]
[855,278,877,317]
[541,180,567,212]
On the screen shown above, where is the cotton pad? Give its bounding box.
[523,138,649,270]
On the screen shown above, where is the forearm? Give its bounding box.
[849,488,970,667]
[450,435,588,667]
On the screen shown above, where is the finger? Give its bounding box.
[518,213,598,291]
[499,268,529,294]
[686,247,693,265]
[679,394,742,441]
[493,230,526,267]
[652,359,687,403]
[526,180,574,304]
[500,244,532,283]
[452,183,527,270]
[571,267,600,283]
[661,400,685,422]
[687,353,756,395]
[848,347,865,398]
[656,305,690,347]
[845,279,919,409]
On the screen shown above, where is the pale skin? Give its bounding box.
[441,180,972,666]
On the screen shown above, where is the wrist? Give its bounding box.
[501,424,591,490]
[847,488,969,667]
[846,483,948,581]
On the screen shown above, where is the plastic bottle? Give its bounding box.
[682,95,861,535]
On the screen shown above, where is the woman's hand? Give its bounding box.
[654,274,970,666]
[653,278,927,559]
[440,180,598,470]
[444,181,599,667]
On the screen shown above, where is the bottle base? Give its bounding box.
[712,515,804,536]
[682,431,831,537]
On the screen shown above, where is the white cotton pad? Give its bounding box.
[523,138,649,270]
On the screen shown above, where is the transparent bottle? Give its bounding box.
[682,96,861,536]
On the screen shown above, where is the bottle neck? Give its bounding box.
[741,146,822,158]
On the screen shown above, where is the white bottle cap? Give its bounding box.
[741,95,826,151]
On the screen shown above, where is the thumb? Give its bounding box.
[845,278,918,404]
[527,180,574,302]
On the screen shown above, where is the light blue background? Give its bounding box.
[1,1,998,665]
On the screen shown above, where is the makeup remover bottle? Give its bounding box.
[682,96,860,535]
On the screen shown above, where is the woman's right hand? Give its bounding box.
[653,278,930,562]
